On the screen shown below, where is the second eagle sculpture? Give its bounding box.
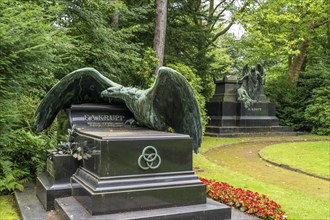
[35,67,202,153]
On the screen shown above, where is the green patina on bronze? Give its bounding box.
[35,67,202,153]
[237,64,266,108]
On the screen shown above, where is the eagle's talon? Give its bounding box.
[125,118,138,127]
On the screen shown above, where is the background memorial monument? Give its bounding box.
[16,67,231,219]
[206,64,293,136]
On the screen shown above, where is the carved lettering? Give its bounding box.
[248,107,262,111]
[47,159,55,178]
[84,114,125,122]
[86,122,125,128]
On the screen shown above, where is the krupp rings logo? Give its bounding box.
[138,146,161,170]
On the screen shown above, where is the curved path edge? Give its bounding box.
[258,153,330,182]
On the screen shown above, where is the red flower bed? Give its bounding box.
[200,178,287,220]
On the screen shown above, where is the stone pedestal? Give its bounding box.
[36,151,79,210]
[206,76,293,136]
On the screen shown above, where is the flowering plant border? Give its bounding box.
[200,178,287,220]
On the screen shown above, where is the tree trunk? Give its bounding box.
[111,0,119,28]
[153,0,168,72]
[288,38,309,84]
[209,0,214,18]
[111,14,119,28]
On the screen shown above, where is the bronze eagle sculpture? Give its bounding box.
[35,67,202,153]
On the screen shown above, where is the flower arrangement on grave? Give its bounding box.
[48,126,92,160]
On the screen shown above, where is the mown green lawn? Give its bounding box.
[195,135,330,219]
[259,141,330,179]
[0,195,20,220]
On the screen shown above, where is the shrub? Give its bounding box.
[167,63,209,133]
[0,93,56,193]
[200,178,286,220]
[265,68,329,134]
[0,129,48,194]
[304,85,330,135]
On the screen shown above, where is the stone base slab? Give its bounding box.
[55,196,231,220]
[72,168,206,215]
[205,126,302,137]
[36,172,75,210]
[15,182,260,220]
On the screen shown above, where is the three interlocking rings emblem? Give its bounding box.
[138,146,161,170]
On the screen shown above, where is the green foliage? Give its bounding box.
[167,63,208,132]
[0,94,54,193]
[241,0,328,61]
[305,85,330,135]
[0,160,27,193]
[0,0,73,192]
[265,73,301,129]
[262,17,330,134]
[0,84,19,142]
[207,35,235,78]
[0,195,20,219]
[303,23,330,135]
[165,1,217,100]
[127,47,158,89]
[55,126,92,160]
[265,68,330,133]
[61,0,144,84]
[0,129,48,193]
[0,0,72,94]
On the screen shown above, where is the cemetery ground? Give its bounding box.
[0,135,329,220]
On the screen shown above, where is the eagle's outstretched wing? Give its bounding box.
[35,68,119,133]
[36,66,203,153]
[149,67,202,153]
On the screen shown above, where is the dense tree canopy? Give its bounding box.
[239,0,329,83]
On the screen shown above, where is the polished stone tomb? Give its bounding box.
[36,103,231,219]
[206,75,293,136]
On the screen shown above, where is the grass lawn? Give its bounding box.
[195,135,330,219]
[0,195,20,220]
[259,141,330,179]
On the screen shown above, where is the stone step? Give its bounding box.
[15,183,259,220]
[55,196,232,220]
[207,117,279,127]
[206,126,294,134]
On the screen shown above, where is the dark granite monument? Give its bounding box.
[17,67,231,219]
[206,64,293,136]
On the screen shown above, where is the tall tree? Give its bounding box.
[206,0,250,46]
[241,0,329,84]
[61,0,144,84]
[165,0,251,99]
[153,0,168,71]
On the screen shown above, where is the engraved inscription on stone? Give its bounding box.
[248,107,262,111]
[47,159,55,178]
[83,114,126,128]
